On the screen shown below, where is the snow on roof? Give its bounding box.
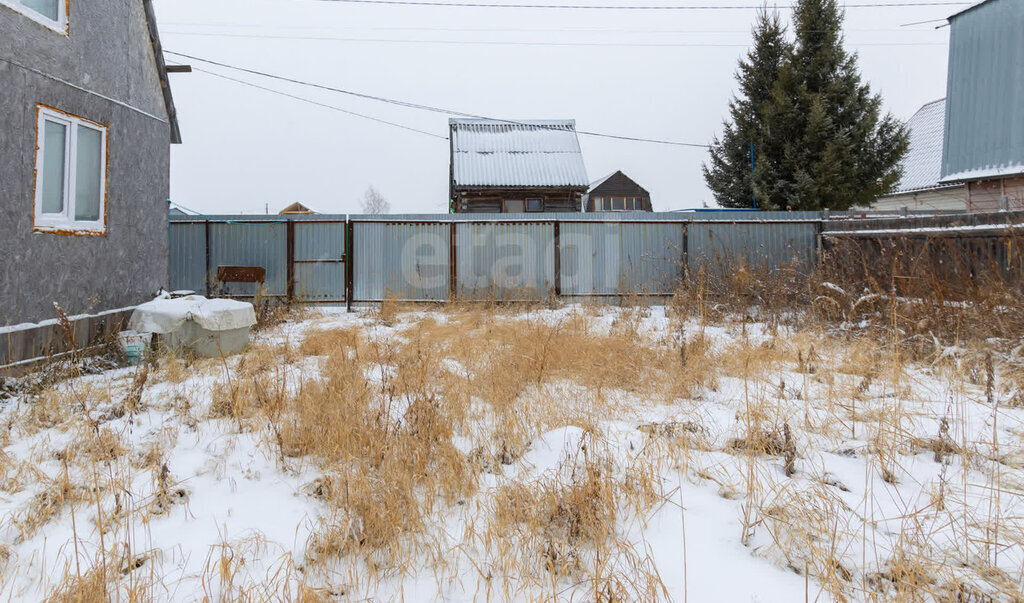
[587,171,617,192]
[887,99,961,196]
[939,163,1024,183]
[450,119,589,189]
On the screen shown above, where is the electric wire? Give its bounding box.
[298,0,967,10]
[160,30,947,47]
[193,67,448,139]
[165,50,712,148]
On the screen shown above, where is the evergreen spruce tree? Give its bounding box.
[762,0,908,210]
[705,0,908,210]
[703,10,790,208]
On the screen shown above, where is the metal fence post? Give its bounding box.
[553,221,561,297]
[204,219,211,297]
[449,222,457,301]
[682,222,689,276]
[815,219,824,267]
[345,220,354,312]
[286,219,295,303]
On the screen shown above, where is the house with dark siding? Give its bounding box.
[0,0,181,326]
[449,119,588,213]
[586,171,653,212]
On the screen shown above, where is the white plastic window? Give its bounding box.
[1,0,68,34]
[34,106,107,234]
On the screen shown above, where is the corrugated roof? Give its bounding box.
[450,119,589,189]
[888,99,959,195]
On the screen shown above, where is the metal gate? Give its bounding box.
[292,221,347,303]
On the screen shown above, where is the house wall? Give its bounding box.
[871,187,967,211]
[0,1,171,325]
[967,176,1024,212]
[587,172,653,212]
[454,189,582,213]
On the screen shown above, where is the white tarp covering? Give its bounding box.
[128,295,256,334]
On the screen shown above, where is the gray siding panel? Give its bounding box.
[942,0,1024,180]
[208,223,287,298]
[294,222,345,260]
[688,222,818,274]
[294,263,347,302]
[168,222,206,294]
[456,222,554,300]
[353,222,450,302]
[560,222,686,296]
[168,214,826,305]
[345,212,817,222]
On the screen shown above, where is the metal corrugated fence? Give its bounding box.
[560,222,686,296]
[689,221,819,275]
[354,222,450,302]
[170,213,824,303]
[455,222,554,300]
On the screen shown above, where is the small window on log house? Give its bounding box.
[503,199,525,213]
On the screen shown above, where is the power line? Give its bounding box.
[299,0,967,9]
[160,30,947,47]
[192,67,448,139]
[162,23,943,33]
[164,50,712,148]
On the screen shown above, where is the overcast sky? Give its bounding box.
[154,0,956,215]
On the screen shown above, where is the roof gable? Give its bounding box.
[450,119,589,189]
[889,99,958,194]
[280,202,316,214]
[588,170,649,196]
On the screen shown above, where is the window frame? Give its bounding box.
[525,198,544,212]
[0,0,69,35]
[33,105,108,236]
[502,199,525,213]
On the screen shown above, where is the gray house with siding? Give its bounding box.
[0,0,180,326]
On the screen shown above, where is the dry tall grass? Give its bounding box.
[2,233,1022,599]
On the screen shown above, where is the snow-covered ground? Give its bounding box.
[1,304,1021,601]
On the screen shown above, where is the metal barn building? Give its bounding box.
[939,0,1024,211]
